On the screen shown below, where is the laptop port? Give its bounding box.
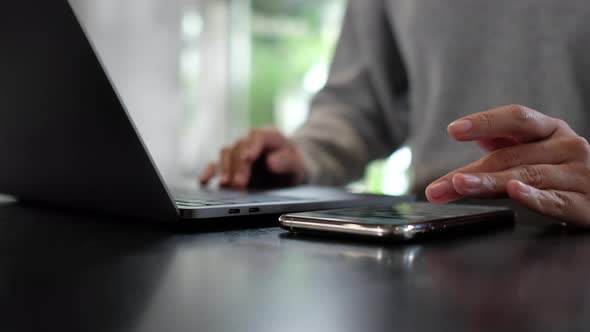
[249,208,260,213]
[228,209,240,214]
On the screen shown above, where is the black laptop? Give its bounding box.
[0,1,406,222]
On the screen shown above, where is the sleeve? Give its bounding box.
[291,0,410,186]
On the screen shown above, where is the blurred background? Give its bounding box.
[69,0,410,195]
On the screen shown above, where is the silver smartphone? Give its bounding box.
[279,202,514,240]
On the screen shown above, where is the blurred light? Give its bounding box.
[402,247,421,269]
[181,50,201,78]
[274,87,310,135]
[303,62,328,93]
[252,14,309,38]
[382,146,412,195]
[182,10,203,40]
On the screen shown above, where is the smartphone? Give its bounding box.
[279,202,514,240]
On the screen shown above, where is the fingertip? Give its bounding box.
[507,179,531,196]
[425,194,454,205]
[506,180,537,209]
[199,170,215,186]
[446,123,456,136]
[425,181,451,204]
[426,179,467,204]
[447,119,473,140]
[425,195,446,205]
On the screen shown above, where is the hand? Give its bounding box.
[425,104,590,226]
[199,127,306,189]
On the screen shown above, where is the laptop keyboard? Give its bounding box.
[173,189,302,208]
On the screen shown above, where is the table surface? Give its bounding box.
[1,198,589,332]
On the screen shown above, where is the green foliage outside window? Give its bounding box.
[249,0,340,126]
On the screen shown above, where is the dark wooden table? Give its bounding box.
[1,198,588,332]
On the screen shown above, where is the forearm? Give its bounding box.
[291,0,409,186]
[292,108,376,186]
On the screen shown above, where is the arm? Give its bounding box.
[292,0,410,185]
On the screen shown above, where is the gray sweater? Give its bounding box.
[292,0,590,191]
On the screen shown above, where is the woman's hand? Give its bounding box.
[425,104,590,226]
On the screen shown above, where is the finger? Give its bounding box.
[199,162,218,185]
[507,180,590,227]
[447,104,572,143]
[243,128,287,162]
[475,136,590,173]
[476,137,519,152]
[220,147,233,186]
[265,150,305,184]
[426,138,583,204]
[231,140,252,188]
[451,164,586,198]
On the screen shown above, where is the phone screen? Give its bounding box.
[297,203,511,225]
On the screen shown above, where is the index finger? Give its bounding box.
[447,104,571,143]
[242,128,288,162]
[199,162,218,185]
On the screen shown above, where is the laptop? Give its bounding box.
[0,1,406,222]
